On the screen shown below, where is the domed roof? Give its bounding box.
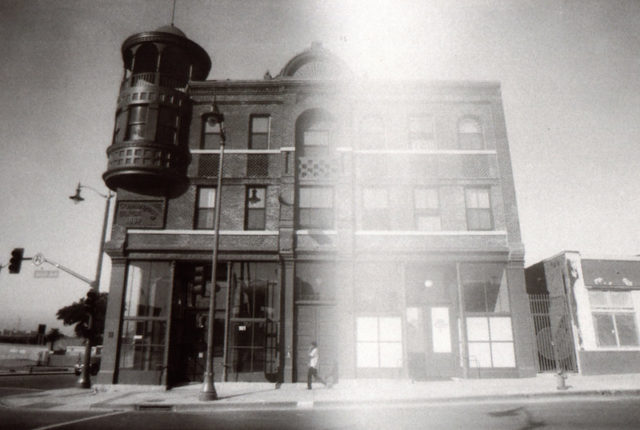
[278,42,352,80]
[155,24,187,38]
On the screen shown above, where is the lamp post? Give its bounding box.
[200,112,225,401]
[69,182,114,388]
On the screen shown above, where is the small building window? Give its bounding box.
[590,290,639,348]
[303,120,331,147]
[157,106,178,145]
[202,115,223,149]
[245,186,266,230]
[356,316,403,368]
[414,188,441,231]
[297,187,333,229]
[250,116,271,149]
[465,188,492,230]
[408,115,435,150]
[126,105,148,141]
[195,187,216,229]
[362,187,389,230]
[458,117,484,149]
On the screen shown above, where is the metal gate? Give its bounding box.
[528,294,578,372]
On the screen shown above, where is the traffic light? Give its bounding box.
[8,248,24,274]
[193,265,205,296]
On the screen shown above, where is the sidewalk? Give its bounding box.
[3,373,640,412]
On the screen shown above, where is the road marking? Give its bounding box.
[32,410,127,430]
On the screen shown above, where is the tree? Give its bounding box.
[56,292,108,346]
[44,328,64,350]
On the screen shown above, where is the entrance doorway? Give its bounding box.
[406,306,455,380]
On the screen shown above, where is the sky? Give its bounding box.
[1,0,639,335]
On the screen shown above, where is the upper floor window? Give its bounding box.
[589,290,639,348]
[408,115,435,150]
[250,115,271,149]
[465,188,492,230]
[414,188,441,231]
[201,115,223,149]
[157,106,178,145]
[458,117,484,149]
[195,187,216,229]
[359,115,386,150]
[245,186,266,230]
[297,187,333,229]
[303,120,331,147]
[362,187,389,230]
[126,105,148,141]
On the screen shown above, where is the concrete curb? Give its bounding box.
[82,388,640,412]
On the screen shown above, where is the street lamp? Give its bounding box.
[200,111,225,401]
[69,182,114,388]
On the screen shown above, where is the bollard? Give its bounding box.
[556,370,568,390]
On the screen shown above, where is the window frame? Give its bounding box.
[413,187,441,231]
[245,186,267,230]
[361,187,390,230]
[356,316,403,369]
[589,290,640,348]
[195,186,216,230]
[201,114,223,150]
[297,186,334,230]
[458,117,485,150]
[249,115,271,150]
[125,104,148,141]
[408,114,436,150]
[465,187,493,231]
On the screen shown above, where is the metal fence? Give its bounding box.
[528,294,578,372]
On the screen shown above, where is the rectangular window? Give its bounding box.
[126,105,148,140]
[298,187,333,229]
[590,290,639,348]
[119,261,171,371]
[362,187,389,230]
[408,115,435,150]
[157,106,177,145]
[461,263,510,313]
[465,188,492,230]
[356,316,403,368]
[202,115,222,149]
[245,186,266,230]
[467,316,515,368]
[414,188,441,231]
[250,115,270,149]
[195,187,216,229]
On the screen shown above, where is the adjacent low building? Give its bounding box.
[526,251,640,375]
[96,24,536,386]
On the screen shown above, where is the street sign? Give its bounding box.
[34,269,59,278]
[32,253,44,266]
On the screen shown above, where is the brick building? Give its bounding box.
[97,25,535,386]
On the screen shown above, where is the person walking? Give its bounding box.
[307,341,328,389]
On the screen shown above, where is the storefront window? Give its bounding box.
[589,290,639,348]
[461,263,515,368]
[120,261,171,372]
[356,316,403,368]
[295,262,336,301]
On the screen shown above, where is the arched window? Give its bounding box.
[458,117,484,150]
[295,109,335,156]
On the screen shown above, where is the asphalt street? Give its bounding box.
[2,392,640,429]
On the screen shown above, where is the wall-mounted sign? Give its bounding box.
[115,200,165,228]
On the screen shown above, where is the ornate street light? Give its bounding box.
[200,110,225,401]
[68,182,114,388]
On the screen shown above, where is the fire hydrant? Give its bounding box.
[556,370,568,390]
